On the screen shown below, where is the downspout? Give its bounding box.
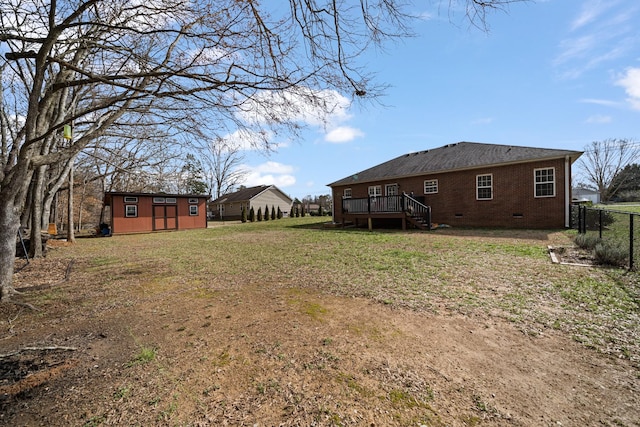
[565,155,571,228]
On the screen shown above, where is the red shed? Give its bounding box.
[103,192,209,235]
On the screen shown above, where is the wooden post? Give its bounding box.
[368,217,372,232]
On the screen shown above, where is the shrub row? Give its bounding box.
[574,233,628,267]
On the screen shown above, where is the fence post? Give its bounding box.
[599,210,603,239]
[630,214,634,271]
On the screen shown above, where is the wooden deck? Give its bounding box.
[338,195,431,230]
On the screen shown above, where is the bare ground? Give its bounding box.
[1,236,639,426]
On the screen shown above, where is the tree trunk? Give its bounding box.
[0,206,20,302]
[29,165,47,258]
[0,157,35,302]
[77,175,87,232]
[67,163,75,243]
[42,158,73,232]
[20,180,34,229]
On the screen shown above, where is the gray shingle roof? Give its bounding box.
[211,185,292,204]
[328,142,583,187]
[211,185,270,204]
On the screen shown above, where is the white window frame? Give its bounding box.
[165,197,177,204]
[476,174,493,200]
[385,183,398,196]
[153,197,165,203]
[343,188,352,198]
[424,179,438,194]
[368,185,382,198]
[188,198,199,204]
[189,205,198,216]
[534,167,556,198]
[125,205,138,217]
[124,196,138,203]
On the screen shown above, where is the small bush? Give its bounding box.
[264,204,269,221]
[249,207,255,222]
[574,233,600,250]
[271,206,276,220]
[585,209,615,229]
[257,207,263,221]
[594,240,628,267]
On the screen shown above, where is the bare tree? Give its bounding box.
[0,0,525,301]
[202,137,247,199]
[578,138,640,202]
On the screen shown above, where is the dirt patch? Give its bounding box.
[548,245,598,266]
[1,237,639,426]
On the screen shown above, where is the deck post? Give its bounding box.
[368,217,373,231]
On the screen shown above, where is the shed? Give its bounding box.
[103,192,209,234]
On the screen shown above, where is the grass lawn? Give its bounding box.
[51,216,640,362]
[4,216,639,425]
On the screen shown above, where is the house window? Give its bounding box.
[368,185,382,197]
[165,197,177,204]
[189,205,198,216]
[535,167,555,197]
[188,198,199,204]
[476,174,493,200]
[125,205,138,217]
[124,196,138,203]
[385,184,398,196]
[424,179,438,194]
[344,188,352,198]
[153,197,165,203]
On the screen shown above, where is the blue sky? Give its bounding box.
[237,0,640,200]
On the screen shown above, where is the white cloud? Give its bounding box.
[616,67,640,110]
[579,98,620,107]
[220,129,269,151]
[470,117,494,125]
[584,114,612,124]
[325,126,365,143]
[555,2,637,79]
[236,87,352,128]
[238,161,296,188]
[234,86,368,146]
[570,0,615,31]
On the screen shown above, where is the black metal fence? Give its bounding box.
[571,204,640,270]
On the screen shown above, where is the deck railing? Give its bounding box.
[341,194,430,218]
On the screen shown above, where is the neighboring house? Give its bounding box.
[210,185,293,220]
[572,186,601,204]
[328,142,583,229]
[103,192,209,234]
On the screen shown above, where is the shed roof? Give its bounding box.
[328,142,583,187]
[103,191,209,205]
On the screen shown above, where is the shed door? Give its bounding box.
[153,205,178,231]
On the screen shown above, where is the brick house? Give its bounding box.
[103,192,209,234]
[210,185,293,220]
[328,142,583,229]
